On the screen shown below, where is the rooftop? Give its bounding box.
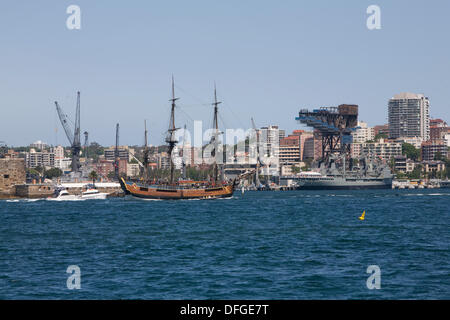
[391,92,425,100]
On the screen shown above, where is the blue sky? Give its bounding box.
[1,0,449,147]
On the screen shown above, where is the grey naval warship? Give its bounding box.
[295,105,393,190]
[297,154,393,190]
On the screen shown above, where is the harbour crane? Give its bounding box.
[54,91,82,173]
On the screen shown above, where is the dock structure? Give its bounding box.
[296,105,359,161]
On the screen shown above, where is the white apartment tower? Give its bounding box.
[353,121,375,143]
[388,92,430,141]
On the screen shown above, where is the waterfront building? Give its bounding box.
[104,146,130,162]
[279,130,314,165]
[443,132,450,147]
[260,125,281,155]
[95,159,127,178]
[278,129,286,141]
[3,150,19,159]
[388,92,430,140]
[373,124,389,137]
[279,136,301,165]
[430,119,449,141]
[362,139,402,161]
[30,140,49,151]
[395,137,424,149]
[421,140,448,161]
[303,132,322,160]
[157,152,171,170]
[25,149,55,168]
[55,157,72,171]
[53,145,64,159]
[127,163,140,178]
[422,160,446,174]
[259,125,281,176]
[353,121,375,143]
[394,156,415,173]
[351,143,362,158]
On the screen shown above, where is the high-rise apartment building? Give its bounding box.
[388,92,430,140]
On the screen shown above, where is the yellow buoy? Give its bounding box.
[359,211,365,220]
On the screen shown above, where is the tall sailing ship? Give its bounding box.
[120,78,249,199]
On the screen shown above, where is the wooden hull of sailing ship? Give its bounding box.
[120,178,234,200]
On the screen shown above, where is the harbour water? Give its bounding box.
[1,189,449,299]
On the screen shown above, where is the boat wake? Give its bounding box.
[5,199,44,203]
[46,198,86,202]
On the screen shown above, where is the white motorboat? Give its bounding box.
[48,187,82,201]
[81,185,108,200]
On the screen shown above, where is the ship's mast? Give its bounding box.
[181,124,187,180]
[166,76,179,184]
[212,84,222,183]
[251,117,261,188]
[142,120,149,181]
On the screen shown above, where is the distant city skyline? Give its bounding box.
[1,1,449,147]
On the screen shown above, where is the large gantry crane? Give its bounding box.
[55,91,82,173]
[296,104,359,166]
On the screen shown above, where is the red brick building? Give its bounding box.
[95,159,127,178]
[429,119,449,141]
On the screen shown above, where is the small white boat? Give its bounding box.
[48,187,82,201]
[81,185,108,200]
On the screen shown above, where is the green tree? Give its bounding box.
[34,166,45,176]
[402,143,420,161]
[89,170,98,185]
[396,171,406,179]
[374,133,388,141]
[407,164,423,179]
[85,142,105,162]
[291,165,300,174]
[44,168,62,179]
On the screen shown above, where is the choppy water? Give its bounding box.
[1,189,449,299]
